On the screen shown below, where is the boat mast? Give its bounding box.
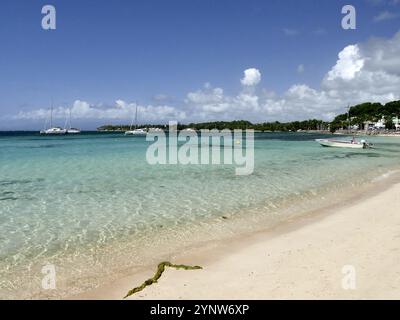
[50,99,53,129]
[347,104,351,134]
[128,102,138,131]
[135,103,138,129]
[129,106,135,131]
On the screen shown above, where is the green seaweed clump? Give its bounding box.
[124,261,202,298]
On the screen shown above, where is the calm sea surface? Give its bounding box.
[1,131,400,298]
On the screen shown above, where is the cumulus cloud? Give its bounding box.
[185,83,261,120]
[185,31,400,122]
[240,68,261,86]
[322,32,400,105]
[13,100,186,123]
[325,45,364,81]
[272,32,400,119]
[185,84,229,114]
[6,31,400,125]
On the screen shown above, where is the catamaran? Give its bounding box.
[125,104,147,136]
[40,103,67,135]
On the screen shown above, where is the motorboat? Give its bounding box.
[315,138,372,149]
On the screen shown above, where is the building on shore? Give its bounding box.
[362,116,400,132]
[393,116,400,131]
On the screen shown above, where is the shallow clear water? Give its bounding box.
[1,131,400,298]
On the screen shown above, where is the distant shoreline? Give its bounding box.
[2,129,400,137]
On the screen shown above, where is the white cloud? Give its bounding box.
[240,68,261,86]
[373,10,399,22]
[185,84,231,115]
[185,32,400,122]
[325,45,364,81]
[185,83,261,119]
[322,32,400,103]
[283,28,299,36]
[6,31,400,125]
[13,100,186,123]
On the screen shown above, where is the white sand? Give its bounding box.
[74,182,400,300]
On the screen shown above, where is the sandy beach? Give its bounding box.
[73,177,400,300]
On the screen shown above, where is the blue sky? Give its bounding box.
[1,0,400,129]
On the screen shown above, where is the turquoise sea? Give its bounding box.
[1,131,400,298]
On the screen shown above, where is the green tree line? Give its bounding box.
[97,100,400,133]
[97,119,329,132]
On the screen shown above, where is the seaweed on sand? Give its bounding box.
[124,261,202,298]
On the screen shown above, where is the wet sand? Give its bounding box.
[74,180,400,300]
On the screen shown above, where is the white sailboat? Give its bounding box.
[65,109,81,134]
[40,103,67,135]
[125,104,147,136]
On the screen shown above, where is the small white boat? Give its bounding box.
[315,138,371,149]
[67,128,81,134]
[125,128,147,136]
[40,102,68,135]
[65,109,81,134]
[40,127,67,135]
[125,104,147,136]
